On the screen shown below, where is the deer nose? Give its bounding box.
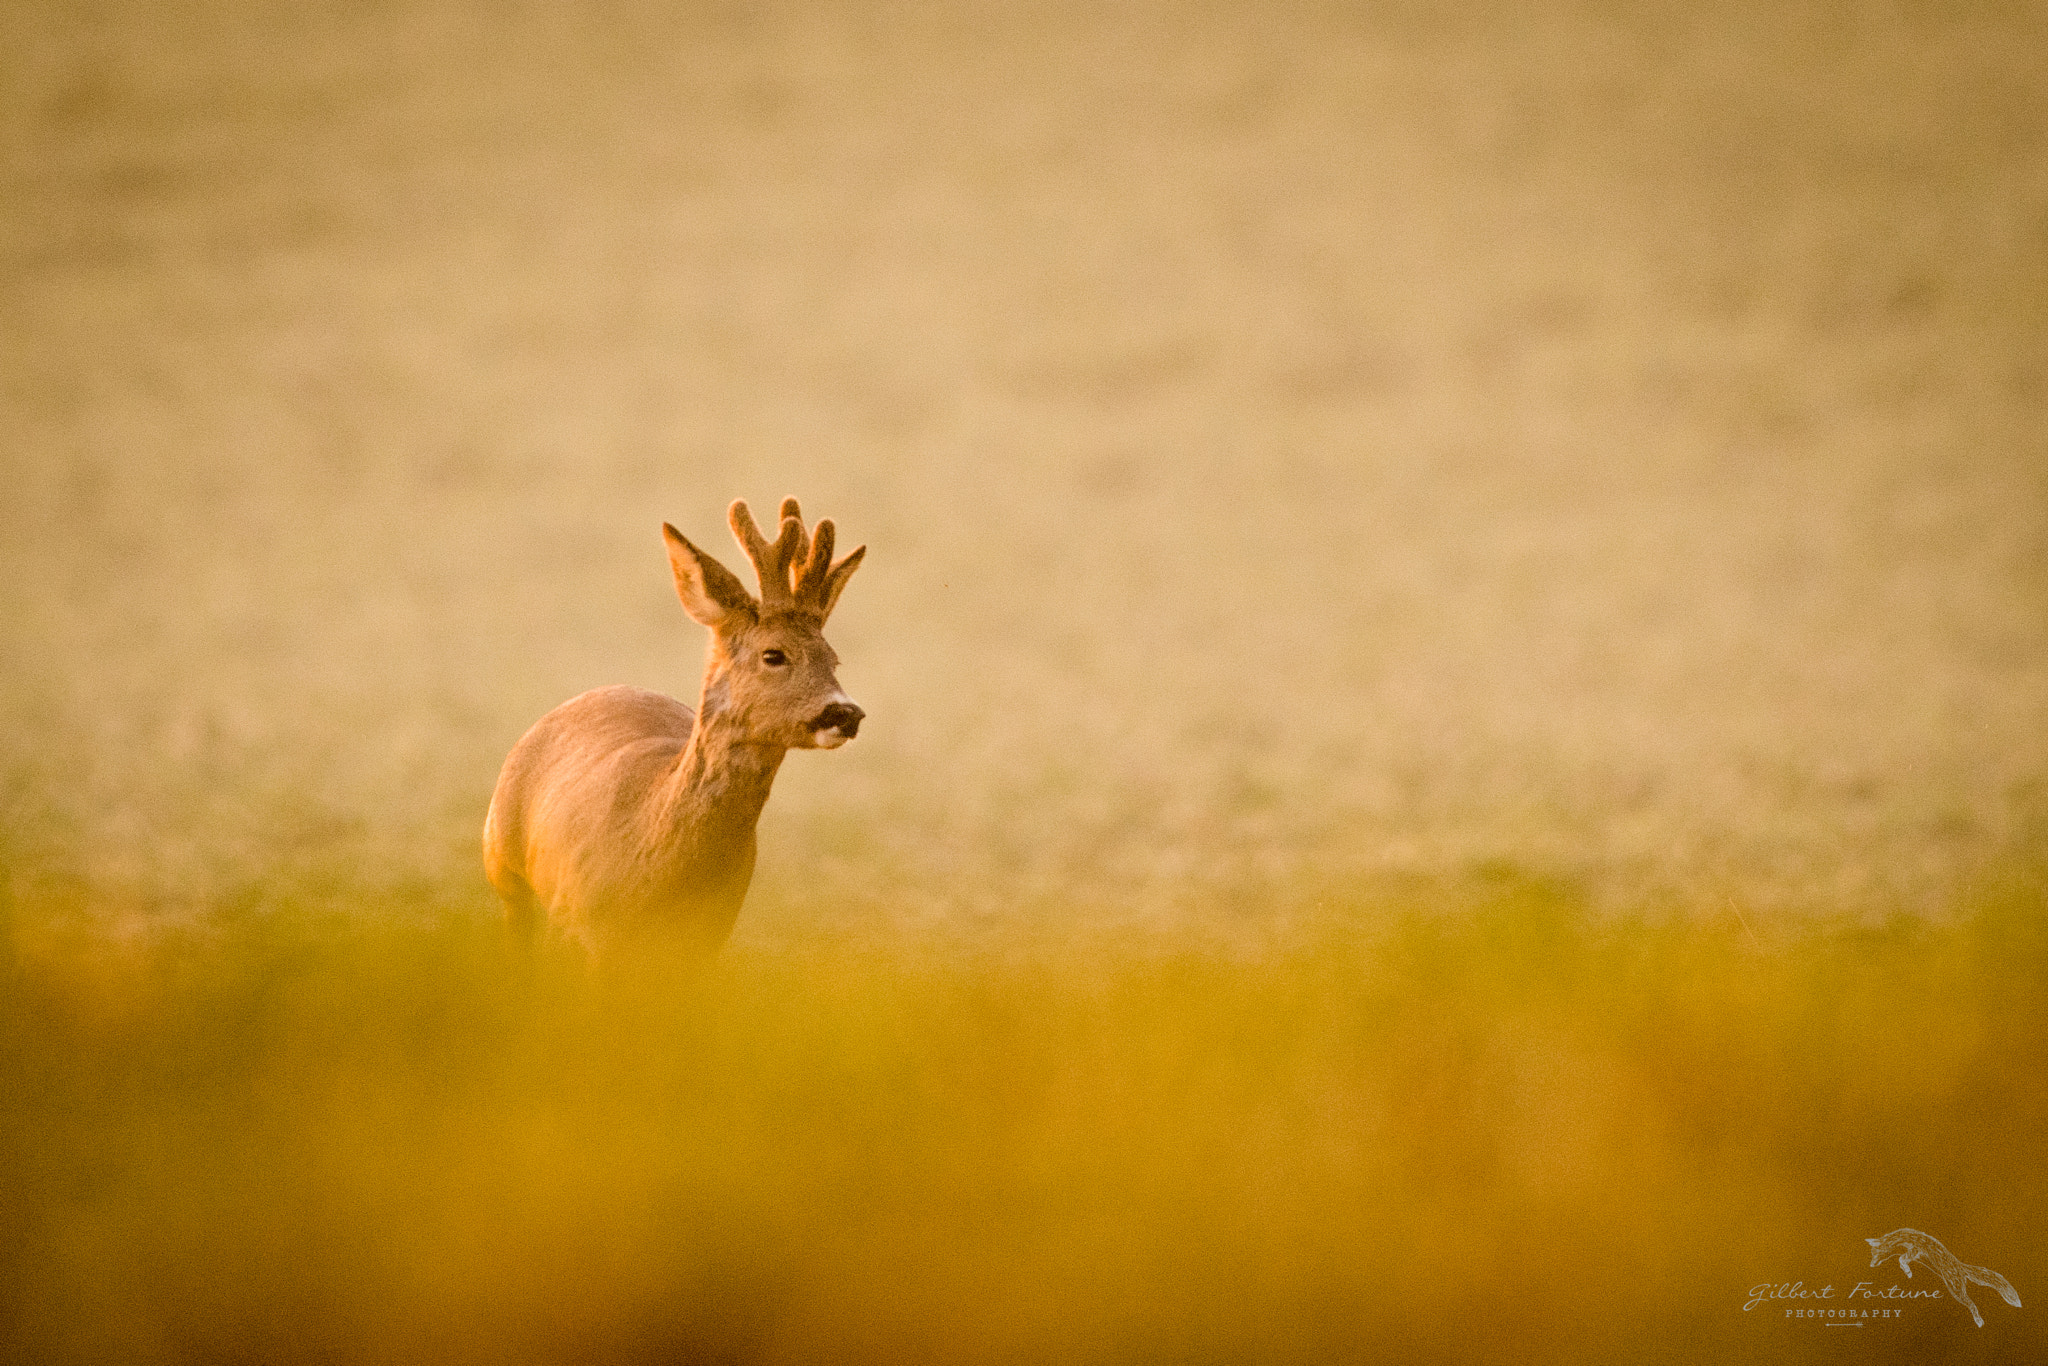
[813,701,864,737]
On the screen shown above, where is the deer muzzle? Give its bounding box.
[810,700,864,745]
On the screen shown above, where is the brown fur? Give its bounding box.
[483,499,864,956]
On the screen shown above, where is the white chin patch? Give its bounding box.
[812,727,849,749]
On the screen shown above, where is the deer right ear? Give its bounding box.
[664,523,757,628]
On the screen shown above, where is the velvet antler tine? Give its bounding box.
[775,499,809,598]
[728,499,794,609]
[796,518,835,605]
[773,515,805,586]
[729,499,769,561]
[819,543,864,621]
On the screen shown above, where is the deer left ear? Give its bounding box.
[664,523,757,628]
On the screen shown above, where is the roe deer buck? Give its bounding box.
[483,498,865,955]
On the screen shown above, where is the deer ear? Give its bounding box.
[664,523,756,628]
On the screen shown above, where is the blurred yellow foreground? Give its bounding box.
[5,872,2042,1364]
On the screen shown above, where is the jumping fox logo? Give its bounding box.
[1867,1228,2022,1327]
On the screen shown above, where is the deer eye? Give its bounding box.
[761,648,788,667]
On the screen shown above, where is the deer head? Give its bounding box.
[662,498,866,750]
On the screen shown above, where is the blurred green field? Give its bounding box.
[3,0,2046,1359]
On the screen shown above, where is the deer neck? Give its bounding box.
[659,669,786,852]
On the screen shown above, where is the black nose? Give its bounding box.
[814,702,864,737]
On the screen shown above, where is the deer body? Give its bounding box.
[484,499,864,955]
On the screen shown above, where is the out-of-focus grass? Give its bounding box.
[5,870,2042,1364]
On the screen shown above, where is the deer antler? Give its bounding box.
[791,505,864,622]
[732,496,867,621]
[728,499,804,611]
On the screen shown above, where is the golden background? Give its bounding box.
[2,1,2043,1361]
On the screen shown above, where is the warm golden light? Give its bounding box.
[2,0,2042,1360]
